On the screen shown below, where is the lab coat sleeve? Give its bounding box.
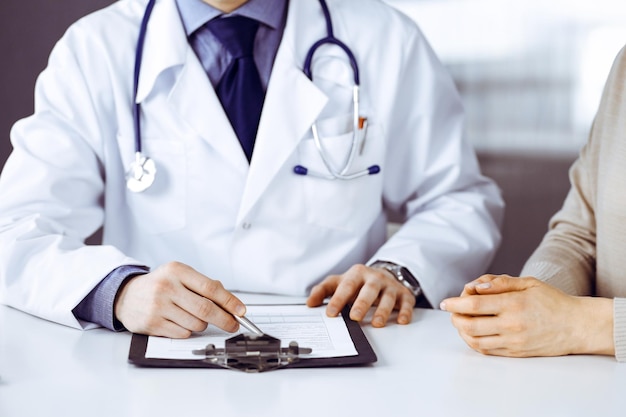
[0,27,143,329]
[369,24,504,306]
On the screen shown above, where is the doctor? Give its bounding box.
[0,0,503,338]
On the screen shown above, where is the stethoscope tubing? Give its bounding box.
[133,0,156,156]
[297,0,379,180]
[125,0,158,193]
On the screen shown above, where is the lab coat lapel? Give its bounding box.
[168,50,248,172]
[135,0,185,103]
[137,0,248,173]
[236,1,328,223]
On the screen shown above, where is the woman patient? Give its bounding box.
[441,45,626,362]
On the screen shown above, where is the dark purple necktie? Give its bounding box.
[207,16,265,162]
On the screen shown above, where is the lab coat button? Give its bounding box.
[242,222,251,230]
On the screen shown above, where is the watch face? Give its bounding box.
[399,267,419,287]
[372,262,420,295]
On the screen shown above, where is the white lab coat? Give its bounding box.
[0,0,503,329]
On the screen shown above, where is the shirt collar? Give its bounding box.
[176,0,287,36]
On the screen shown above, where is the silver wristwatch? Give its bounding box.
[370,261,422,298]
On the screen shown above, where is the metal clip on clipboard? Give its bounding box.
[191,333,313,373]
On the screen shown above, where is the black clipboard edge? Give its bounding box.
[128,305,377,369]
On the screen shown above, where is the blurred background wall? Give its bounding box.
[1,0,625,273]
[383,0,626,273]
[387,0,626,154]
[0,0,115,171]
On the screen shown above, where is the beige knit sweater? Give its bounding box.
[521,45,626,361]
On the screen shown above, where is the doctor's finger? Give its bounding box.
[158,320,200,339]
[176,266,246,317]
[395,291,415,325]
[307,275,341,308]
[348,275,386,322]
[164,302,209,334]
[327,270,373,319]
[173,290,240,333]
[369,289,397,327]
[125,312,198,339]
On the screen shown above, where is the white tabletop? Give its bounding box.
[1,297,625,417]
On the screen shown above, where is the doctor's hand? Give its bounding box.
[440,274,615,358]
[114,262,246,338]
[306,264,416,327]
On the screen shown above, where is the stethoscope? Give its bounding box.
[126,0,380,193]
[126,0,157,193]
[292,0,380,181]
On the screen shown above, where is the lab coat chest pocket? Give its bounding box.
[122,136,187,233]
[296,115,384,232]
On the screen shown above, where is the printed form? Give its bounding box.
[145,304,358,360]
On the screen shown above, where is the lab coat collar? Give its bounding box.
[137,0,249,173]
[135,0,187,103]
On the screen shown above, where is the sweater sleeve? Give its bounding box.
[520,134,597,296]
[522,45,626,361]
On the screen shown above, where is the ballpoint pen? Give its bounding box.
[234,314,264,336]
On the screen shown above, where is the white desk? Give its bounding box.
[1,298,625,417]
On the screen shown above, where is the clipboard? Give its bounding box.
[128,305,377,370]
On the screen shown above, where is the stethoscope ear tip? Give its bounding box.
[368,165,381,175]
[293,165,308,176]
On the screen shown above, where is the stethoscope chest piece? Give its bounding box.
[126,152,157,193]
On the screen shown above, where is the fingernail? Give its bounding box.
[477,283,492,290]
[326,306,338,317]
[235,305,246,316]
[373,316,384,327]
[398,315,409,325]
[439,301,447,311]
